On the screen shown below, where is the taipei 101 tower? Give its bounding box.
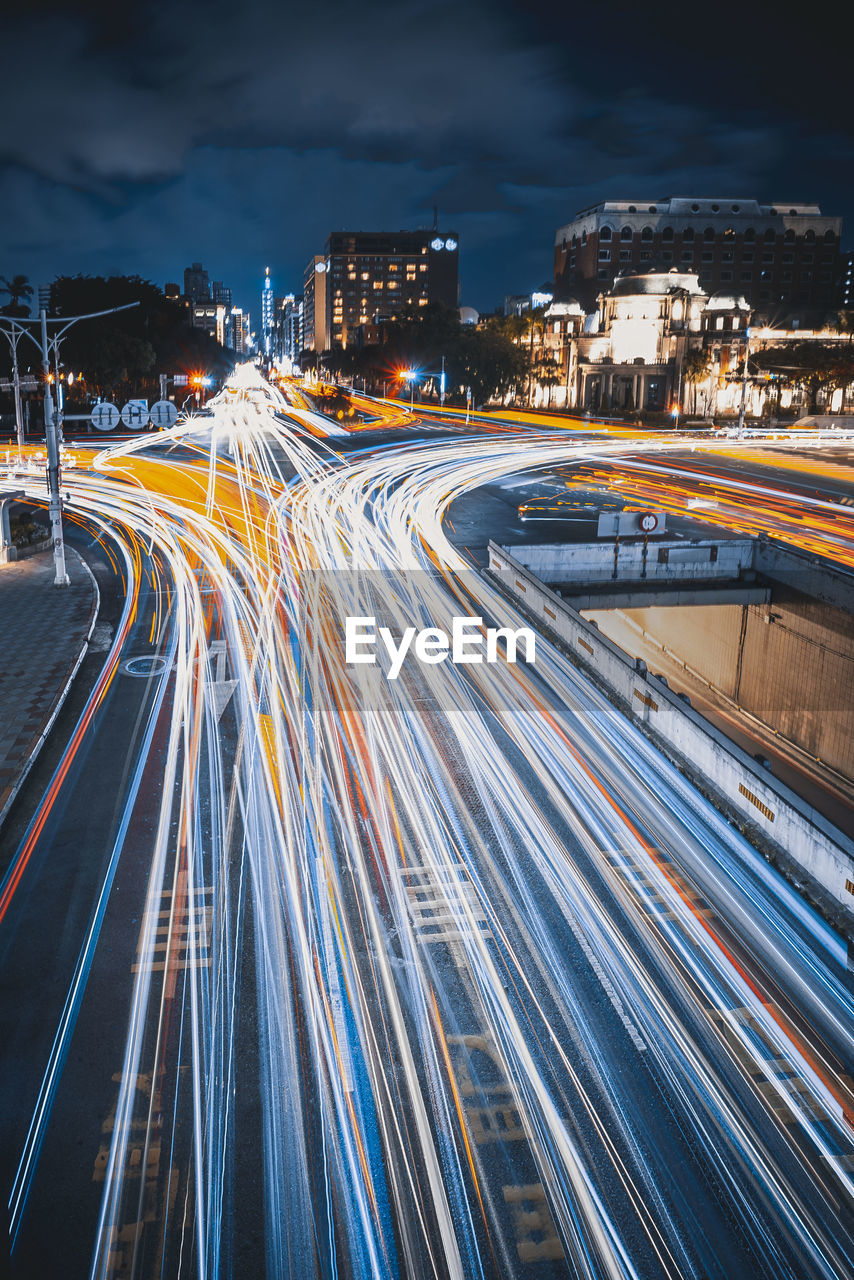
[261,266,274,358]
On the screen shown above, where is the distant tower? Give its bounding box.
[184,262,210,303]
[262,267,274,358]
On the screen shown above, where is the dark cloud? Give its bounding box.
[1,0,852,314]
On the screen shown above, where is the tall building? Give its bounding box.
[303,256,330,353]
[842,251,854,308]
[230,307,251,355]
[192,302,227,346]
[276,294,303,366]
[211,281,232,309]
[261,267,274,358]
[183,262,211,303]
[303,229,460,351]
[554,198,843,316]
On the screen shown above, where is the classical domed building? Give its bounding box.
[527,267,850,418]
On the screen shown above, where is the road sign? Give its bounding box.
[149,399,178,430]
[90,402,120,432]
[598,510,667,537]
[0,378,39,392]
[173,374,189,387]
[121,399,149,431]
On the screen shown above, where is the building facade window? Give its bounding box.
[621,226,633,241]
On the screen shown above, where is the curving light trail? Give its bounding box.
[0,370,852,1279]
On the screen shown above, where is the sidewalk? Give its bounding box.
[0,548,97,827]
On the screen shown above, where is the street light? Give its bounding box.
[737,325,752,431]
[398,367,418,411]
[0,301,139,586]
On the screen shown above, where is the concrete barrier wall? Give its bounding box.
[509,538,755,585]
[488,541,854,915]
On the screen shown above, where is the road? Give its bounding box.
[0,369,852,1279]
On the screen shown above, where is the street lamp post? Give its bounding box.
[0,324,29,452]
[40,309,68,585]
[737,325,752,431]
[0,300,139,586]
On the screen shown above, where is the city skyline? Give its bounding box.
[2,0,852,314]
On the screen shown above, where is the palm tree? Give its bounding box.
[533,357,561,408]
[834,310,854,343]
[0,274,34,317]
[682,348,712,415]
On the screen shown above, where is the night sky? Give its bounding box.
[2,0,853,319]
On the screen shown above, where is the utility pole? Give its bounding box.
[41,308,69,586]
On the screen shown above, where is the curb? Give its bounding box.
[0,548,101,833]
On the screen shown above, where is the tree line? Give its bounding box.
[0,274,236,403]
[314,304,536,407]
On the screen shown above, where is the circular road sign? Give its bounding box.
[121,399,150,431]
[149,399,179,430]
[90,402,120,432]
[639,511,662,533]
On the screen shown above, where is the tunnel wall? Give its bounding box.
[597,599,854,784]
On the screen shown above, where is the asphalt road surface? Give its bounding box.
[0,373,852,1279]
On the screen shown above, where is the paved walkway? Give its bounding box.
[0,549,97,826]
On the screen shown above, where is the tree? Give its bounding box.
[532,357,562,408]
[834,311,854,343]
[682,348,712,414]
[49,275,235,396]
[454,325,528,405]
[751,343,854,414]
[0,274,33,317]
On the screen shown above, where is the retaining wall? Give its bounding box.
[487,540,854,918]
